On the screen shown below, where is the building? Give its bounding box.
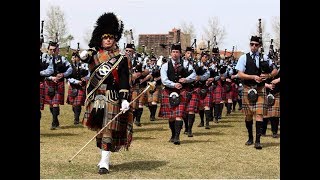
[138,28,191,57]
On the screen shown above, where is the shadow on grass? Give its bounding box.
[192,131,224,136]
[213,124,234,128]
[60,125,85,129]
[143,120,167,125]
[111,160,168,171]
[181,139,215,144]
[133,136,157,140]
[40,133,78,137]
[263,142,280,148]
[133,127,167,133]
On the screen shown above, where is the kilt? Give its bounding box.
[225,84,233,100]
[66,84,86,106]
[198,86,213,109]
[232,83,239,101]
[264,92,280,118]
[44,80,65,105]
[185,88,199,113]
[242,85,267,116]
[40,81,45,110]
[82,87,131,152]
[147,85,161,104]
[131,83,147,109]
[212,81,224,103]
[160,88,188,119]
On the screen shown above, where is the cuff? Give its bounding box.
[119,89,129,100]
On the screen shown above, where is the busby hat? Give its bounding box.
[171,43,181,52]
[72,51,80,58]
[89,12,124,48]
[212,47,219,53]
[185,46,194,52]
[150,55,157,60]
[250,36,261,44]
[126,43,135,49]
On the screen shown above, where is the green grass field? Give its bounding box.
[40,103,280,179]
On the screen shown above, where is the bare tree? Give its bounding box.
[83,28,93,47]
[179,21,196,46]
[203,17,227,48]
[271,16,280,49]
[44,5,73,48]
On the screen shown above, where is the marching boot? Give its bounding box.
[39,110,42,121]
[245,120,254,145]
[74,106,82,125]
[197,110,204,127]
[232,100,237,112]
[271,117,280,138]
[150,105,157,121]
[51,107,60,130]
[204,110,211,129]
[134,108,143,126]
[255,121,263,149]
[226,103,232,115]
[262,118,269,136]
[214,104,219,123]
[238,99,242,110]
[173,120,183,145]
[187,114,195,137]
[209,106,214,121]
[218,103,223,119]
[183,116,189,135]
[98,150,110,174]
[168,120,175,142]
[132,110,137,123]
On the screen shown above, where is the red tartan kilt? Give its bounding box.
[198,87,212,108]
[212,84,223,103]
[160,88,187,119]
[185,88,199,113]
[131,84,147,109]
[232,86,238,100]
[66,84,86,106]
[44,80,65,105]
[40,82,45,110]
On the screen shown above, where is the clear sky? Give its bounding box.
[40,0,280,52]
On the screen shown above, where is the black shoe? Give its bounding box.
[205,125,210,129]
[187,132,193,137]
[197,123,204,127]
[173,140,180,145]
[245,138,253,145]
[261,133,266,137]
[98,167,109,174]
[74,121,79,125]
[218,116,221,119]
[50,126,56,130]
[254,142,262,149]
[272,133,278,138]
[168,138,174,142]
[134,121,141,126]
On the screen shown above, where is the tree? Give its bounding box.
[271,16,280,49]
[179,21,196,46]
[202,17,227,48]
[44,5,72,48]
[83,28,93,47]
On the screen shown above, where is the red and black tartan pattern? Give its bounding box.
[66,84,86,106]
[147,85,161,104]
[82,88,131,152]
[40,82,45,110]
[160,88,188,119]
[225,83,233,100]
[198,87,213,109]
[44,80,65,105]
[131,83,147,109]
[264,92,280,118]
[185,88,199,113]
[231,82,238,101]
[212,81,224,103]
[241,85,267,116]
